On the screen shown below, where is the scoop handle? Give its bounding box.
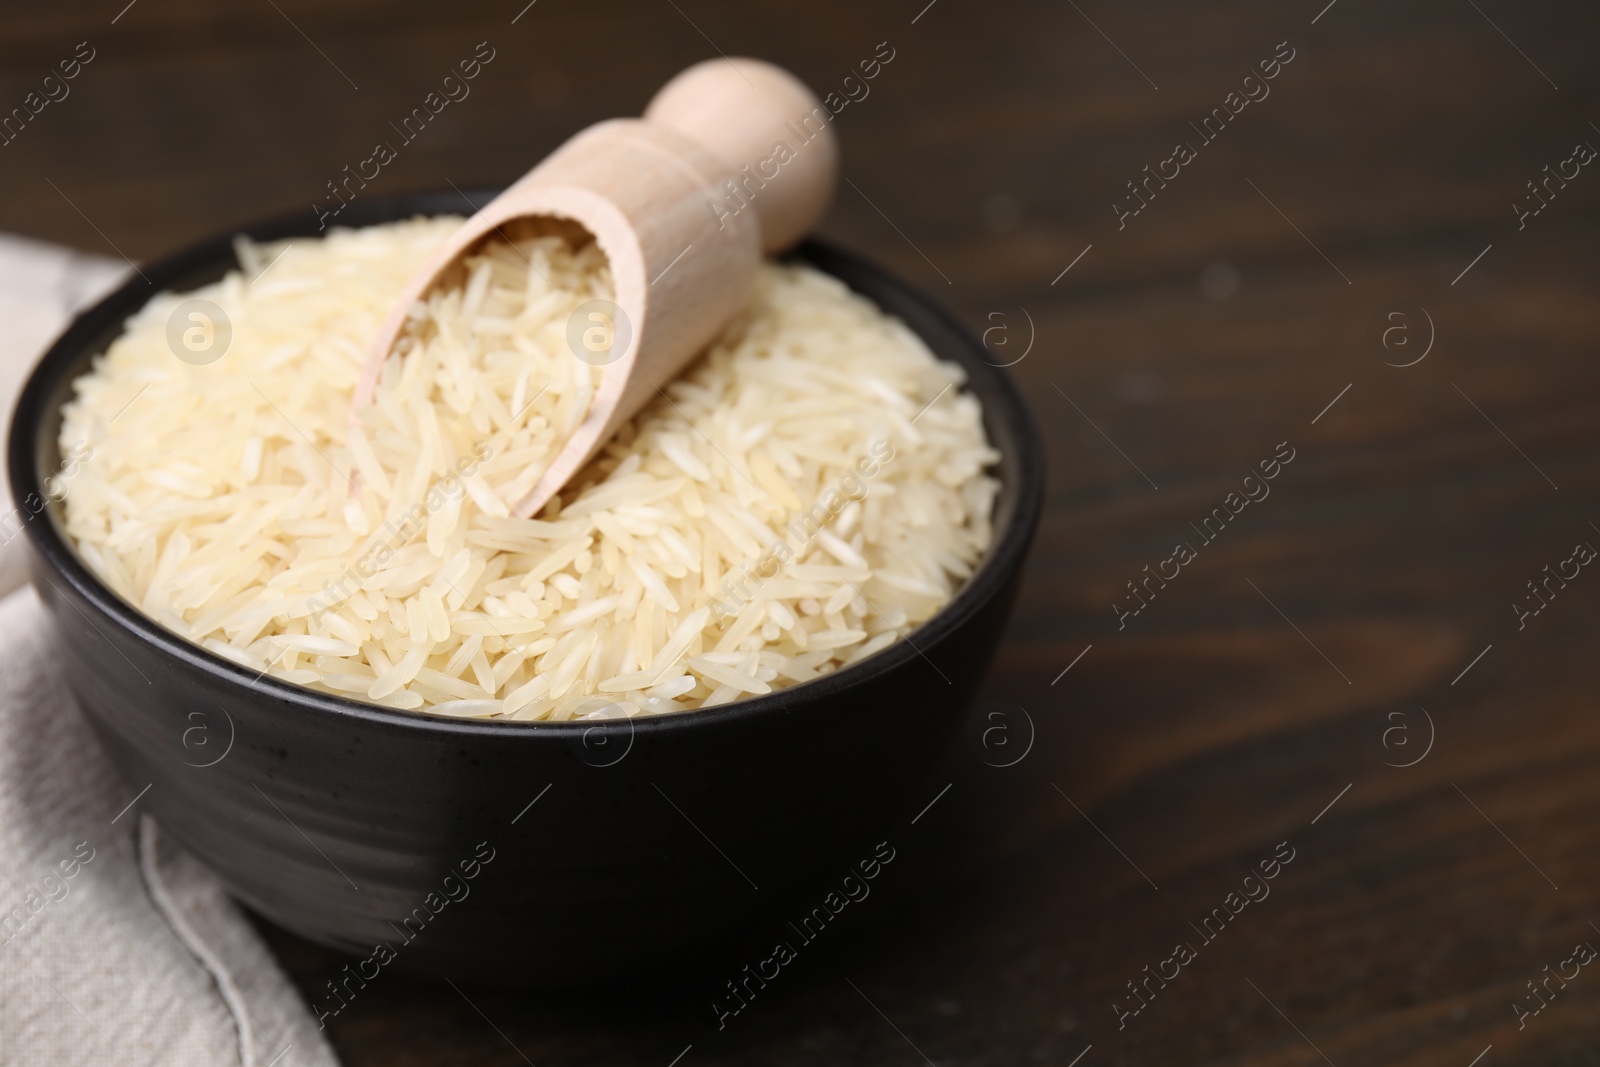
[644,58,839,253]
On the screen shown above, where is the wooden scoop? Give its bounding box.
[352,58,839,517]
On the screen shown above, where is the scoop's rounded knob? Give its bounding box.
[644,57,839,253]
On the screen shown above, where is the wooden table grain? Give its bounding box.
[6,0,1600,1062]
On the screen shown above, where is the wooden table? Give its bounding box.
[6,0,1600,1061]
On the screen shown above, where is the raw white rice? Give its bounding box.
[58,217,999,720]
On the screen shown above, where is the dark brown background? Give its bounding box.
[6,0,1600,1063]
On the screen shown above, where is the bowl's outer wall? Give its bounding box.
[11,193,1045,985]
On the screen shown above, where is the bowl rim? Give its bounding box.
[9,190,1045,740]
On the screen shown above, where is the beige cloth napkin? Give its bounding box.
[0,236,339,1067]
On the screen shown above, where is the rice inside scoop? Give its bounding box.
[58,217,1000,720]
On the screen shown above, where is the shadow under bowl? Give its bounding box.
[8,191,1045,986]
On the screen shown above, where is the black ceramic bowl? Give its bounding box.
[9,192,1043,986]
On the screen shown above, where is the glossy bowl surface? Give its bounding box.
[8,192,1045,985]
